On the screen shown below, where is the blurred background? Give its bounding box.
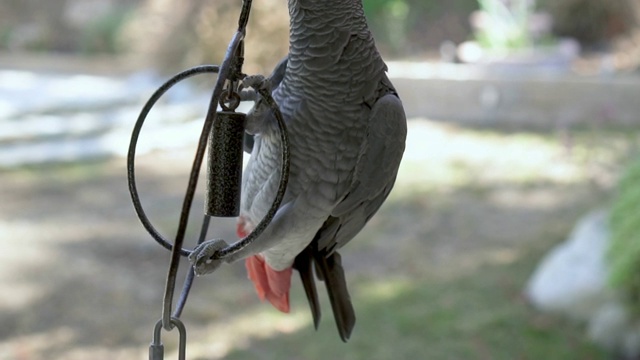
[2,0,640,359]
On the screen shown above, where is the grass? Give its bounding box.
[2,119,638,359]
[216,238,607,360]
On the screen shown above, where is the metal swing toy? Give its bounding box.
[126,1,290,358]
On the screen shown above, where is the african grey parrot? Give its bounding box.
[191,0,406,341]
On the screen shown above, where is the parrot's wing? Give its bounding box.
[268,56,288,90]
[326,86,407,250]
[293,87,407,342]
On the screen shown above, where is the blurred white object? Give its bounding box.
[525,210,611,320]
[439,40,458,63]
[525,209,640,357]
[456,38,580,70]
[479,85,500,110]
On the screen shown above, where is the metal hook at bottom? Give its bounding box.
[150,317,187,360]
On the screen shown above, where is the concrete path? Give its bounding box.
[0,68,218,167]
[2,62,640,167]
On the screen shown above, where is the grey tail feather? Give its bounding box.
[314,251,356,342]
[293,248,321,329]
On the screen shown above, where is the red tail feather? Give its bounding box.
[245,255,292,313]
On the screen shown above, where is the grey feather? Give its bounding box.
[235,0,406,340]
[268,56,288,90]
[314,251,356,342]
[293,246,321,329]
[294,79,406,341]
[243,57,288,154]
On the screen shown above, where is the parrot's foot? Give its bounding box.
[237,216,250,238]
[245,255,292,313]
[189,239,229,276]
[242,75,268,92]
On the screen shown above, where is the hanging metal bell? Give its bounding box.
[205,110,246,217]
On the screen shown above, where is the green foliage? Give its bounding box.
[363,0,411,54]
[0,25,11,49]
[80,5,134,54]
[363,0,393,16]
[609,155,640,312]
[362,0,478,55]
[472,0,561,50]
[475,0,534,49]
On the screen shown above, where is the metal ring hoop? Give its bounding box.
[127,65,219,257]
[126,66,290,259]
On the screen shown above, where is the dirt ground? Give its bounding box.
[0,116,628,359]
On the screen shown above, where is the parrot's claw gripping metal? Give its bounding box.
[238,75,270,101]
[242,74,269,92]
[189,239,230,276]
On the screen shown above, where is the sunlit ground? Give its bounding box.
[1,117,637,359]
